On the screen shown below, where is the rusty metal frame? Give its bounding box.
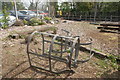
[27,30,94,74]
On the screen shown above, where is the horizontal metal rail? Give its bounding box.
[26,30,94,74]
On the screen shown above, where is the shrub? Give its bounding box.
[23,19,28,25]
[44,17,52,21]
[28,18,45,26]
[1,6,9,29]
[30,18,41,23]
[38,22,45,25]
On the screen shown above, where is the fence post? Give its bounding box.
[85,14,87,21]
[80,15,82,20]
[110,15,112,22]
[105,17,107,23]
[90,15,91,22]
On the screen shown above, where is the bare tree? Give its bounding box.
[29,0,42,18]
[13,0,18,20]
[94,2,98,23]
[35,0,42,18]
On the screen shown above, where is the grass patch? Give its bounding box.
[28,18,45,26]
[19,34,27,39]
[93,48,102,52]
[44,17,52,21]
[96,54,120,70]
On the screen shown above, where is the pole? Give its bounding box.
[36,2,39,19]
[14,0,18,20]
[94,2,98,23]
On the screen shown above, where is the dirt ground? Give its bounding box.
[1,20,120,78]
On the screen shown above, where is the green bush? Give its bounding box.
[1,6,9,29]
[30,18,41,23]
[29,18,45,26]
[38,22,45,25]
[44,17,52,21]
[23,19,28,25]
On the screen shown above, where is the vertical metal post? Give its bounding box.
[80,15,82,20]
[110,15,112,22]
[105,17,107,23]
[65,39,67,50]
[48,35,58,71]
[74,37,80,65]
[85,14,87,21]
[90,15,91,22]
[41,34,45,55]
[60,37,63,57]
[69,37,78,69]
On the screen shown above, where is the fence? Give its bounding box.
[55,11,119,22]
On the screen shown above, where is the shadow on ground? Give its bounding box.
[100,70,120,78]
[2,58,74,78]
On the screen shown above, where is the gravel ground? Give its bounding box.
[1,19,119,78]
[55,20,119,55]
[0,20,118,55]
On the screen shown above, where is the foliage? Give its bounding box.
[16,2,26,10]
[2,2,13,10]
[19,34,26,39]
[29,18,45,26]
[1,2,25,11]
[96,54,119,70]
[56,2,119,17]
[1,3,10,29]
[44,17,52,21]
[76,2,94,12]
[101,2,119,12]
[28,2,36,10]
[60,2,71,13]
[93,48,102,52]
[23,19,28,25]
[107,54,119,70]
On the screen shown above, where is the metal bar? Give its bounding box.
[44,40,70,47]
[60,37,63,57]
[52,50,67,54]
[64,38,67,50]
[74,38,80,66]
[28,52,77,67]
[27,30,94,74]
[37,32,75,39]
[69,37,79,69]
[31,65,74,74]
[28,52,68,63]
[41,34,45,55]
[45,38,92,46]
[27,32,37,66]
[48,34,58,71]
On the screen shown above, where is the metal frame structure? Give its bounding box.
[27,30,94,74]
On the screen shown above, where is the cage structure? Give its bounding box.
[27,30,94,74]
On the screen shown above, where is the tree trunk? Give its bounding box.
[94,2,98,23]
[14,0,18,20]
[36,3,38,18]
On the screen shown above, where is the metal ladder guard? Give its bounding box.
[27,31,79,74]
[60,29,94,63]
